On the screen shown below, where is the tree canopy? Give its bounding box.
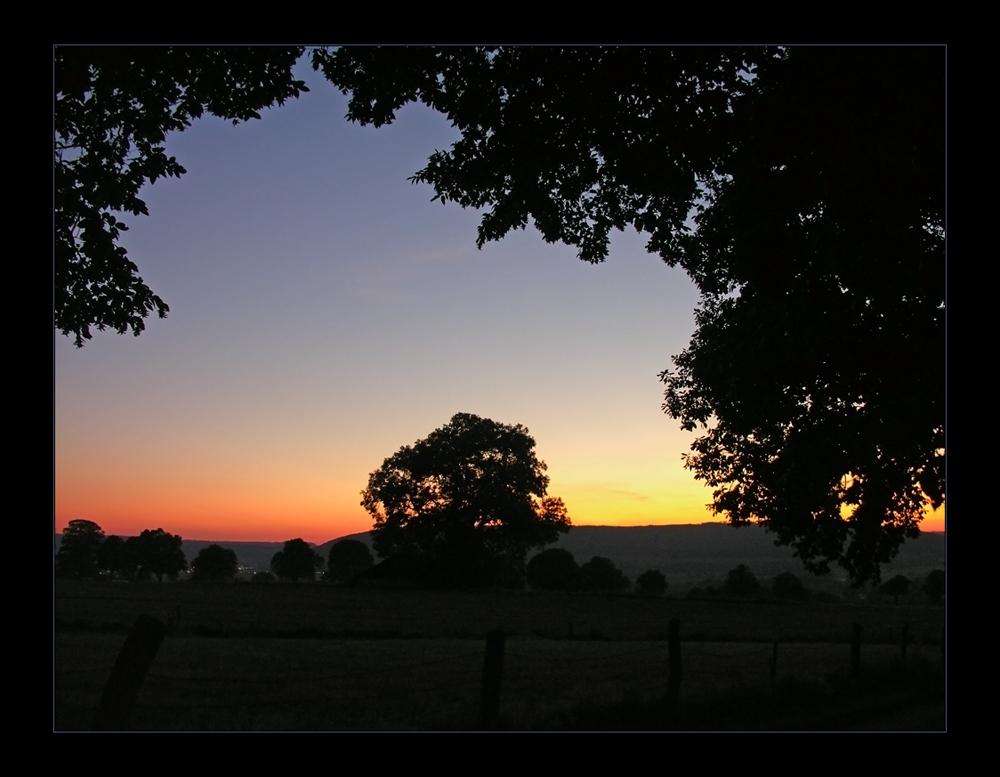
[190,544,239,582]
[577,556,630,593]
[133,528,187,582]
[56,519,105,579]
[636,569,668,597]
[361,413,571,587]
[723,564,761,596]
[271,538,324,582]
[54,46,308,346]
[526,548,579,591]
[326,539,374,584]
[319,46,945,585]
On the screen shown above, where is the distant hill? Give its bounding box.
[319,523,945,593]
[56,524,944,592]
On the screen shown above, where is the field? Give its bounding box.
[54,581,946,730]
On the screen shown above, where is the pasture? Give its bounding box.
[54,581,945,730]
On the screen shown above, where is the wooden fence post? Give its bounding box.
[481,629,505,728]
[93,615,166,730]
[850,623,863,679]
[667,619,681,705]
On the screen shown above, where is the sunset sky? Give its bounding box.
[54,60,944,544]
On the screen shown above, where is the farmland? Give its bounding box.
[54,580,945,730]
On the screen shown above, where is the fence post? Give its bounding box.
[481,629,505,728]
[667,619,681,705]
[93,614,166,730]
[850,623,863,679]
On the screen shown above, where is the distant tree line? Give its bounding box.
[56,520,188,582]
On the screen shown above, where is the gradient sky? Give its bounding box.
[54,60,944,543]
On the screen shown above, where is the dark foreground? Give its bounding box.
[54,581,945,730]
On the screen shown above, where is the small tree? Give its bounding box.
[636,569,667,597]
[327,539,373,584]
[923,569,945,604]
[879,574,911,605]
[772,571,806,600]
[56,520,105,579]
[190,544,239,582]
[723,564,761,596]
[526,548,579,591]
[134,529,187,582]
[272,539,323,582]
[578,556,630,593]
[97,535,131,579]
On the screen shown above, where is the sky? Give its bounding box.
[54,60,944,544]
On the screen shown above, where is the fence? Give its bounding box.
[55,616,944,730]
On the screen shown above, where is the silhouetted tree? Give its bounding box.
[923,569,945,604]
[55,47,309,346]
[526,548,579,591]
[134,528,187,582]
[97,535,130,579]
[723,565,761,596]
[190,544,239,582]
[578,557,630,593]
[879,574,912,605]
[326,539,373,584]
[772,571,806,600]
[636,569,668,597]
[272,539,323,582]
[56,519,105,579]
[318,47,944,585]
[361,413,571,588]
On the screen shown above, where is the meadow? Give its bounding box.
[54,580,945,730]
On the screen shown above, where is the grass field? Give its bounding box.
[54,581,946,730]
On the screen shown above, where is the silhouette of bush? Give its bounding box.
[723,565,761,596]
[772,571,806,600]
[922,569,945,604]
[327,539,374,584]
[191,544,239,582]
[578,557,630,592]
[527,548,579,590]
[878,574,911,604]
[272,539,324,582]
[636,570,667,596]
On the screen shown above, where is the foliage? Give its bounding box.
[922,569,945,604]
[318,47,945,585]
[190,544,239,582]
[527,548,579,591]
[56,519,106,579]
[878,574,911,604]
[134,528,187,582]
[636,569,667,597]
[327,539,374,584]
[578,557,630,593]
[361,413,571,588]
[97,534,131,579]
[772,571,806,600]
[723,565,761,596]
[272,539,324,582]
[54,46,309,346]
